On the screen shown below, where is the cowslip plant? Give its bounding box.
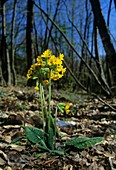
[57,102,72,114]
[26,49,66,154]
[14,49,104,156]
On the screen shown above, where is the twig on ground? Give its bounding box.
[109,157,114,170]
[92,93,116,112]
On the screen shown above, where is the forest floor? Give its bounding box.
[0,86,116,170]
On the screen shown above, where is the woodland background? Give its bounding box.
[0,0,116,97]
[1,1,116,169]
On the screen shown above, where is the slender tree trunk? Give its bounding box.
[46,0,60,49]
[79,0,89,84]
[94,19,111,91]
[11,0,17,85]
[43,0,49,50]
[90,0,116,85]
[1,0,11,86]
[70,0,75,72]
[114,0,116,9]
[26,0,34,71]
[33,21,39,56]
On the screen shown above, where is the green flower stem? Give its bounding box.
[40,83,45,131]
[48,77,51,115]
[42,88,48,118]
[48,76,52,130]
[54,106,58,145]
[40,83,48,132]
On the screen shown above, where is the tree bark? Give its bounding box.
[94,19,111,92]
[10,0,17,85]
[1,0,11,86]
[90,0,116,85]
[26,0,34,70]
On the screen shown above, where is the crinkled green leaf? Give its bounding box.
[64,137,104,150]
[22,126,45,144]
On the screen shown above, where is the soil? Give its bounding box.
[0,86,116,170]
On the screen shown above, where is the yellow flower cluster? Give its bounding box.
[27,63,39,80]
[27,49,66,83]
[65,103,72,114]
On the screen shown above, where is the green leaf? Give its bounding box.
[41,68,49,74]
[37,144,50,152]
[22,126,45,144]
[35,153,45,158]
[47,127,54,150]
[32,76,38,80]
[12,136,26,143]
[49,115,60,138]
[64,137,104,150]
[50,150,64,155]
[57,103,65,112]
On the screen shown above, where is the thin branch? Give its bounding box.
[32,1,111,96]
[107,0,113,26]
[92,93,116,111]
[38,4,87,92]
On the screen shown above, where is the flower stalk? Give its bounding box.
[26,49,66,150]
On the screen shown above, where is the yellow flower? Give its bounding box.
[34,86,39,90]
[26,69,32,80]
[26,49,66,82]
[50,71,60,80]
[43,80,49,84]
[42,49,52,58]
[62,67,66,73]
[56,65,63,72]
[65,103,72,114]
[59,53,64,60]
[55,58,62,65]
[65,103,70,110]
[66,109,70,114]
[47,55,56,66]
[36,56,43,66]
[27,74,30,80]
[26,63,39,80]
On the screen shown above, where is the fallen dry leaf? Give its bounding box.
[0,87,116,169]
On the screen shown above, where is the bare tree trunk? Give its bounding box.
[26,0,34,71]
[41,0,61,51]
[90,0,116,85]
[70,0,75,72]
[43,0,49,50]
[79,0,89,84]
[0,60,4,85]
[10,0,17,85]
[113,0,116,9]
[33,21,39,57]
[1,0,11,86]
[94,19,111,91]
